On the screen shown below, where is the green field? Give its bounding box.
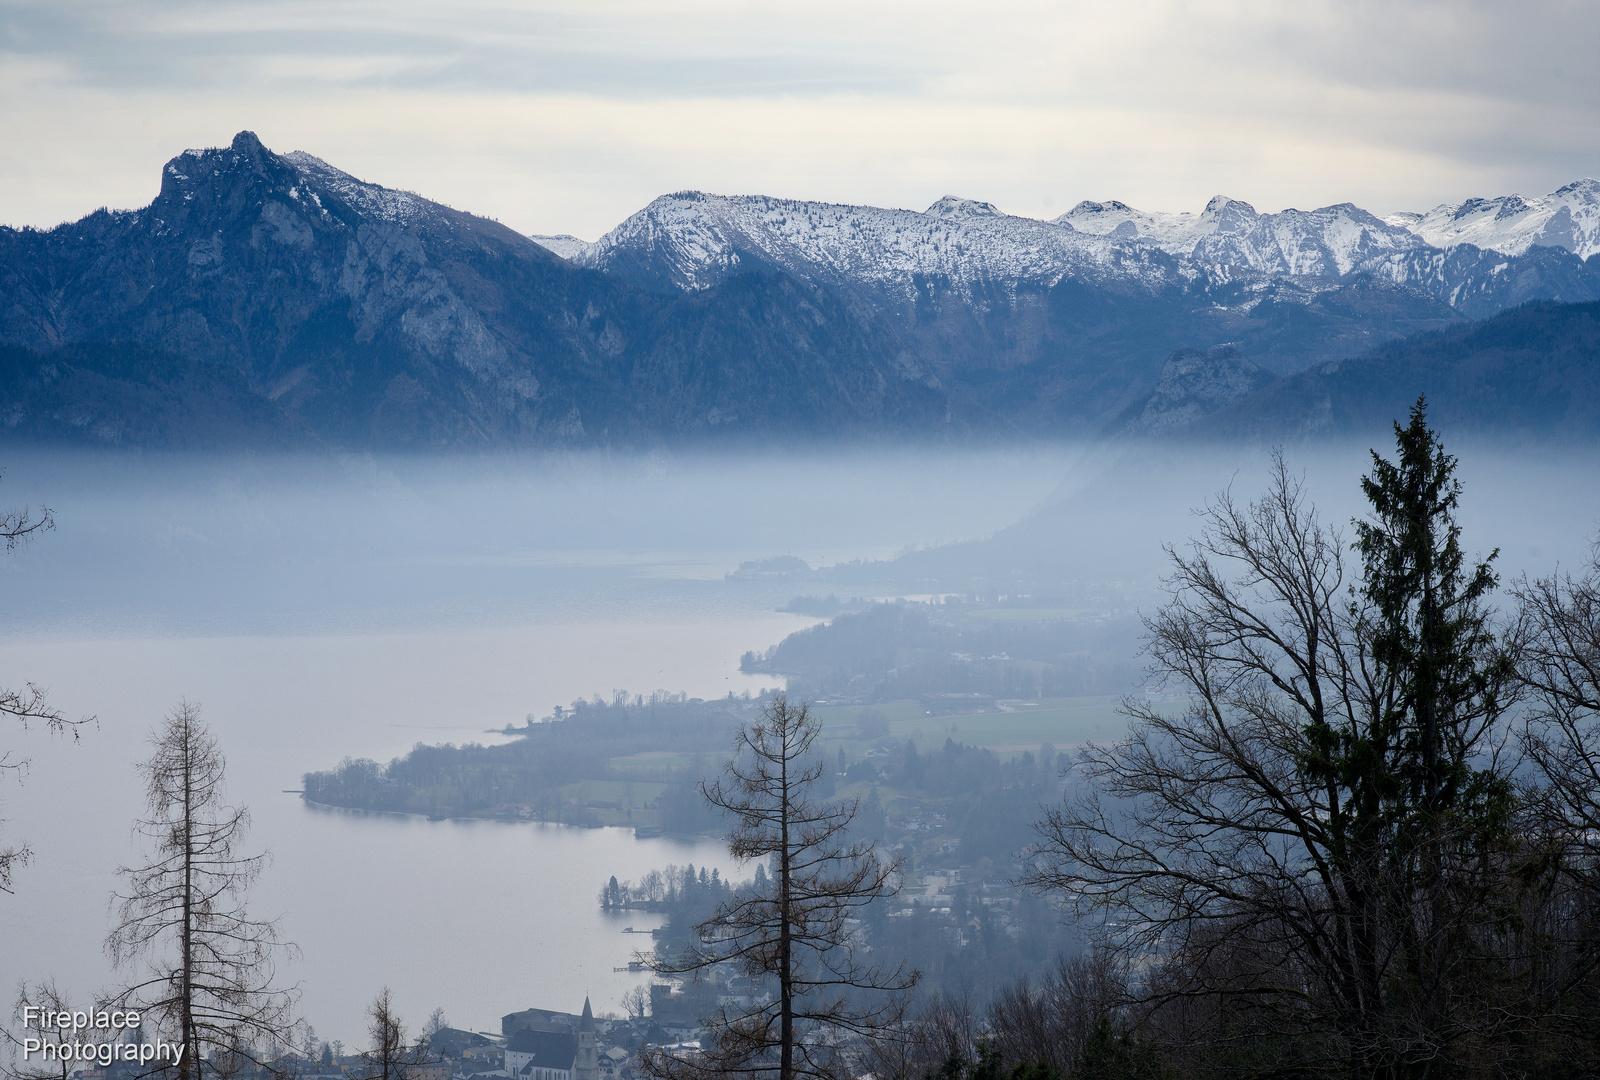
[957,607,1098,623]
[607,751,703,774]
[810,695,1136,758]
[554,778,669,805]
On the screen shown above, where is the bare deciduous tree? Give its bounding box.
[640,695,918,1080]
[108,701,297,1080]
[3,980,112,1080]
[1515,546,1600,863]
[861,951,1133,1080]
[620,985,648,1023]
[360,990,426,1080]
[1,490,90,894]
[1026,410,1540,1079]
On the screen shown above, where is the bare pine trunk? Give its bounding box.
[640,695,917,1080]
[779,739,793,1080]
[109,702,296,1080]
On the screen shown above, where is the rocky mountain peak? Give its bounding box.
[924,195,1004,219]
[154,131,306,226]
[1389,178,1600,258]
[1199,195,1259,228]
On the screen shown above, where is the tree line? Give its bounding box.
[641,402,1600,1080]
[9,399,1600,1079]
[742,602,1143,703]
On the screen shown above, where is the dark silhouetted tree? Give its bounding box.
[108,702,297,1080]
[1027,404,1535,1078]
[641,695,917,1080]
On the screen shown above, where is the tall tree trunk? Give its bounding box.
[182,724,196,1080]
[779,732,793,1080]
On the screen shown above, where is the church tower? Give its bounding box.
[573,997,598,1080]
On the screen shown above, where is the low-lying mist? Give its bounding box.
[1,432,1595,1041]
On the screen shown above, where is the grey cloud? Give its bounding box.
[0,0,929,98]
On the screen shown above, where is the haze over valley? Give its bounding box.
[4,6,1600,1074]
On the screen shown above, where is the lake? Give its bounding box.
[4,438,1587,1045]
[0,446,1082,1045]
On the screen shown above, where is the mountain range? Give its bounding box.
[1,131,1596,449]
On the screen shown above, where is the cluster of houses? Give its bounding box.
[406,1001,660,1080]
[62,999,679,1080]
[436,999,712,1080]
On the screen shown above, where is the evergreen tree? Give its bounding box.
[1029,405,1530,1078]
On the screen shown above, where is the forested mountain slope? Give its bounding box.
[2,132,1596,448]
[1190,300,1600,442]
[0,132,949,448]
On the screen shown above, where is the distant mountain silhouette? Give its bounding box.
[2,132,1597,449]
[1186,300,1600,442]
[0,132,950,449]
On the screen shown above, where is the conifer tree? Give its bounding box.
[641,695,917,1080]
[108,702,297,1080]
[1028,402,1530,1078]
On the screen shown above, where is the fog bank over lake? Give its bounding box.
[1,439,1594,1044]
[0,445,1080,1043]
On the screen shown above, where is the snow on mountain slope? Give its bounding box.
[575,191,1182,302]
[1210,201,1428,277]
[570,182,1600,318]
[1055,199,1211,251]
[1059,195,1428,277]
[279,151,442,226]
[530,234,589,259]
[1385,180,1600,258]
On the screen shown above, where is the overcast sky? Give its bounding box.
[2,0,1596,240]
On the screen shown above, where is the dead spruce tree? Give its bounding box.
[359,989,428,1080]
[1028,404,1538,1079]
[641,695,918,1080]
[108,702,297,1080]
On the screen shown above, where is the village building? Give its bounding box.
[502,998,598,1080]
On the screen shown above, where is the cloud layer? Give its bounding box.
[3,0,1596,238]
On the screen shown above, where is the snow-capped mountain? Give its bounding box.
[529,234,588,259]
[565,184,1600,322]
[572,190,1180,303]
[1386,180,1600,259]
[1057,195,1429,279]
[0,132,952,448]
[3,131,1596,451]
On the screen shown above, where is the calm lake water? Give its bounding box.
[0,447,1083,1045]
[8,440,1582,1045]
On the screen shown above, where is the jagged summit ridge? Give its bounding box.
[0,131,955,448]
[1057,194,1428,277]
[575,179,1600,319]
[574,189,1165,300]
[1385,179,1600,259]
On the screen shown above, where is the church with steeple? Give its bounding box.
[502,998,599,1080]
